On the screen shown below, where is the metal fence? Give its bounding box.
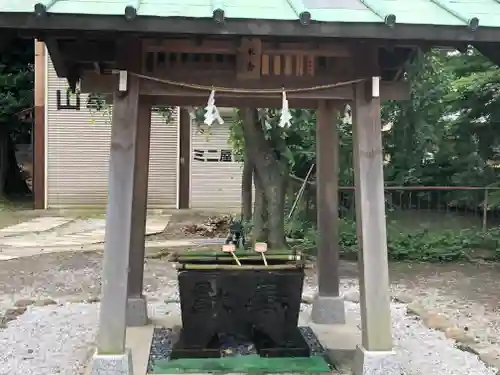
[290,184,500,232]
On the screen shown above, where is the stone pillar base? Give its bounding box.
[90,348,133,375]
[353,345,401,375]
[126,296,148,327]
[311,295,346,324]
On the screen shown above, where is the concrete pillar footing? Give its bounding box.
[126,296,148,327]
[353,345,401,375]
[311,294,346,324]
[90,348,133,375]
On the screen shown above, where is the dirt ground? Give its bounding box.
[150,210,233,240]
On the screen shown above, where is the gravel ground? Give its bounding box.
[0,252,499,375]
[0,303,98,375]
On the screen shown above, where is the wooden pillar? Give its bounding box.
[352,79,393,352]
[96,73,141,355]
[178,108,191,209]
[311,100,345,324]
[126,98,152,327]
[33,40,46,209]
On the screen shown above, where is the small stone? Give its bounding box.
[69,297,86,304]
[423,312,453,331]
[301,295,314,304]
[445,327,476,344]
[14,299,35,308]
[86,296,100,303]
[344,291,360,303]
[406,301,427,317]
[4,307,27,321]
[34,298,57,307]
[392,293,413,304]
[0,316,7,329]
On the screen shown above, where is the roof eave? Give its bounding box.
[1,13,500,44]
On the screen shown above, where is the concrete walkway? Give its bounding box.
[0,215,217,261]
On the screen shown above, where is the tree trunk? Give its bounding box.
[252,167,268,242]
[0,130,8,193]
[241,108,288,249]
[241,151,253,223]
[0,129,29,197]
[262,161,288,248]
[4,137,30,196]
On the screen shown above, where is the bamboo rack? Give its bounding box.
[171,254,302,262]
[170,250,301,260]
[174,263,310,270]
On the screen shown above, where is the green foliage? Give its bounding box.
[228,108,318,174]
[0,39,34,142]
[380,48,500,211]
[290,218,500,262]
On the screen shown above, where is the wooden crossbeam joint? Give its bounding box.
[212,0,225,24]
[34,0,59,16]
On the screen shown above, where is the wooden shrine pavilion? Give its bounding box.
[1,1,500,374]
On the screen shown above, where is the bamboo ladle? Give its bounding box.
[254,242,268,266]
[222,243,241,266]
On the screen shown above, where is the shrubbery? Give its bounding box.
[288,218,500,262]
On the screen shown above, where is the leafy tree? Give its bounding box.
[0,38,33,196]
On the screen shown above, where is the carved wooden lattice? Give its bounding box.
[260,55,317,77]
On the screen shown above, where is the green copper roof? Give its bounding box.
[1,0,500,28]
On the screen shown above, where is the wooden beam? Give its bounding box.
[3,13,500,42]
[58,40,116,62]
[81,72,409,101]
[150,96,341,109]
[17,31,475,53]
[44,37,67,77]
[142,38,352,57]
[143,38,237,54]
[92,93,343,109]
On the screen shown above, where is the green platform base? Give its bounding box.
[151,354,331,373]
[148,327,333,374]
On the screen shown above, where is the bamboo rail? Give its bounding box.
[289,175,500,191]
[174,263,309,270]
[172,254,301,262]
[289,175,496,232]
